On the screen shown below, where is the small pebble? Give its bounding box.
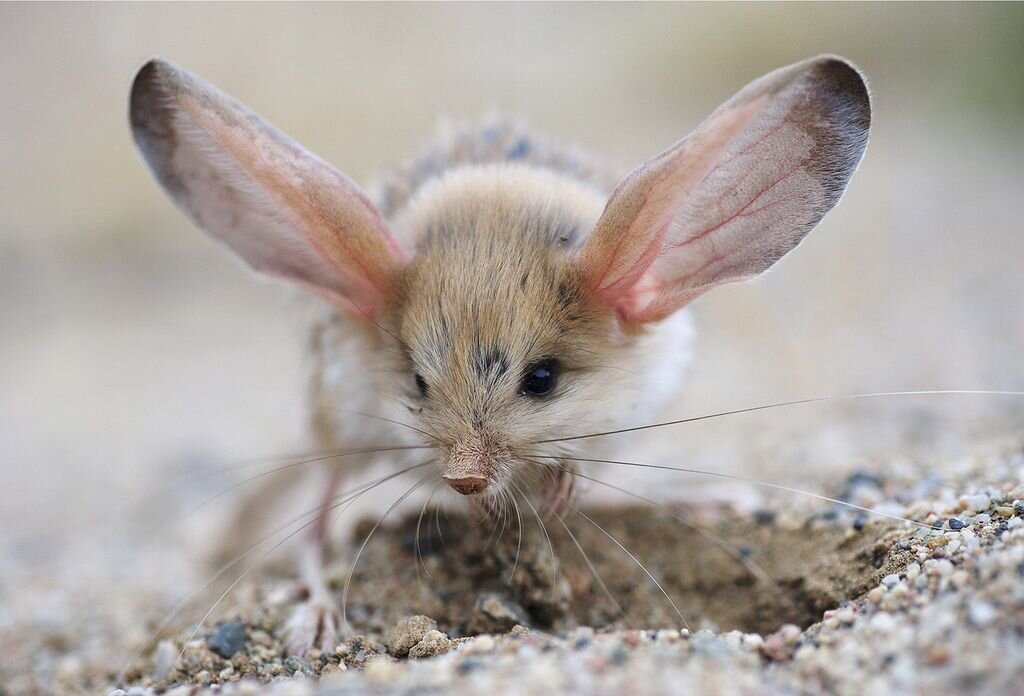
[870,612,896,632]
[835,607,855,624]
[470,635,496,653]
[151,640,176,680]
[968,601,997,627]
[995,506,1015,518]
[948,518,966,530]
[284,655,312,677]
[964,494,990,512]
[207,621,248,659]
[388,615,436,657]
[793,643,817,661]
[741,633,764,651]
[574,627,595,641]
[363,657,396,683]
[457,657,484,675]
[470,594,530,633]
[761,624,801,661]
[882,574,901,588]
[1013,501,1024,515]
[408,629,453,659]
[655,629,680,643]
[1008,517,1022,530]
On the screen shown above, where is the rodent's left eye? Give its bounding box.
[520,360,558,397]
[414,372,429,398]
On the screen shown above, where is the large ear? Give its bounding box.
[130,58,407,318]
[581,55,871,324]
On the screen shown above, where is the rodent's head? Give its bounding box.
[130,55,871,498]
[388,167,617,495]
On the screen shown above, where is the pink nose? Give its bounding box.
[444,475,489,495]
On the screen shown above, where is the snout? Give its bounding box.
[443,437,510,496]
[443,475,489,495]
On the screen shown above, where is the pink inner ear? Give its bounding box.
[581,56,870,325]
[583,97,768,321]
[132,59,408,323]
[177,90,407,318]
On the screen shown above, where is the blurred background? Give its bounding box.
[1,5,1023,680]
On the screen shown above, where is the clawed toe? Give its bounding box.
[284,599,343,656]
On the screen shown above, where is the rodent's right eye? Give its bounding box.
[414,373,429,398]
[520,359,558,398]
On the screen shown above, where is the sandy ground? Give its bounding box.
[3,434,1024,695]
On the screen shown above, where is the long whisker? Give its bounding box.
[166,462,430,676]
[415,482,442,582]
[331,408,445,445]
[190,444,429,513]
[508,487,524,585]
[147,400,449,499]
[515,483,559,603]
[540,454,937,530]
[481,497,502,551]
[534,390,1024,445]
[346,297,406,348]
[575,508,690,632]
[341,472,434,633]
[142,447,392,503]
[547,503,623,617]
[434,504,445,546]
[494,489,510,549]
[557,464,777,588]
[115,461,429,684]
[416,413,449,450]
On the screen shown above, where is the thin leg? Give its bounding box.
[284,465,344,655]
[206,462,308,567]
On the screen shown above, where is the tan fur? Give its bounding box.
[131,56,870,653]
[309,154,686,496]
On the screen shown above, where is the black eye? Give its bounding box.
[520,360,558,397]
[414,373,429,397]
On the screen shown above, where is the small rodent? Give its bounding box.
[129,54,870,654]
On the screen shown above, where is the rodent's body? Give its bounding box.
[130,54,870,651]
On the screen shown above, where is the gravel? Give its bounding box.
[4,438,1024,695]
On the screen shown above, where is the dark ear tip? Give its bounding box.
[810,55,872,131]
[129,57,186,192]
[131,58,170,92]
[129,58,188,134]
[130,60,162,132]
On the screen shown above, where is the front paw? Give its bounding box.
[283,597,342,656]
